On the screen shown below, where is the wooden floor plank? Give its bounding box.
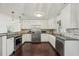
[15,42,59,56]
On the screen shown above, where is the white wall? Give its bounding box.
[0,13,21,33]
[10,18,21,32]
[0,13,9,33]
[0,37,2,55]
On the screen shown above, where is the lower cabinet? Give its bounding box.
[22,34,56,49]
[41,34,49,42]
[0,37,2,56]
[22,34,49,43]
[49,35,56,48]
[41,34,56,48]
[22,34,31,43]
[56,36,79,56]
[7,37,14,56]
[0,36,7,56]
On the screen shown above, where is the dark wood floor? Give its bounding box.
[15,42,59,56]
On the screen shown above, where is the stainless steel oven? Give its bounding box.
[56,37,64,56]
[14,35,22,51]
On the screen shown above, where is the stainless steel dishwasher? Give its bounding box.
[31,26,41,42]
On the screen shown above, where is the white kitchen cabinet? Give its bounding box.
[0,36,7,56]
[7,37,14,56]
[56,36,79,56]
[48,35,56,48]
[61,4,71,29]
[22,34,56,49]
[22,34,54,43]
[26,34,31,42]
[48,18,56,29]
[21,20,49,29]
[56,4,79,33]
[0,37,2,56]
[56,4,71,33]
[41,34,49,42]
[64,41,79,56]
[41,34,56,48]
[71,4,79,28]
[22,34,31,43]
[22,34,26,43]
[56,4,77,34]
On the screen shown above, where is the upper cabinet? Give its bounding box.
[48,18,56,29]
[56,4,79,33]
[71,4,79,28]
[57,4,71,28]
[21,20,49,29]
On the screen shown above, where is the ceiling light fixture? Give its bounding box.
[35,13,43,17]
[34,11,44,17]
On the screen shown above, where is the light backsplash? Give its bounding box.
[21,29,55,35]
[66,28,79,36]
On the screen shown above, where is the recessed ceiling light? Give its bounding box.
[34,11,44,17]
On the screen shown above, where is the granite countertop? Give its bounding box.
[56,35,79,41]
[0,30,32,37]
[0,32,22,37]
[1,31,79,41]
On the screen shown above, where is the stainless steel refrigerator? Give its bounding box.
[31,26,41,42]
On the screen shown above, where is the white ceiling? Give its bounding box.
[0,3,68,20]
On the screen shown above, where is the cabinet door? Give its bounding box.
[7,37,14,56]
[41,34,49,42]
[22,34,31,43]
[22,34,27,43]
[49,35,56,48]
[2,36,7,56]
[26,34,31,41]
[0,37,2,56]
